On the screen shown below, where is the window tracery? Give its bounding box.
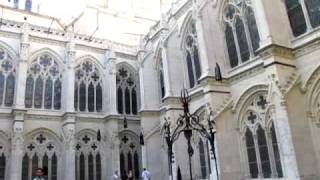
[184,20,201,88]
[0,48,16,107]
[242,94,283,178]
[25,54,62,110]
[75,133,102,180]
[119,132,141,179]
[74,60,103,112]
[22,133,60,180]
[223,0,260,68]
[116,66,138,115]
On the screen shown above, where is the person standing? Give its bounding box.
[113,170,120,180]
[141,168,151,180]
[32,168,45,180]
[127,170,133,180]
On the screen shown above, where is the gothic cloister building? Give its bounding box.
[0,0,319,180]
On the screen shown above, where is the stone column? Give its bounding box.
[161,47,173,97]
[14,22,29,109]
[9,110,26,180]
[62,113,76,180]
[251,0,291,47]
[104,50,117,115]
[107,118,120,175]
[208,142,219,180]
[275,98,300,180]
[64,36,76,112]
[193,9,212,79]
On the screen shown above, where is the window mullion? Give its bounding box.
[48,158,52,180]
[299,0,313,30]
[231,25,243,64]
[93,153,97,180]
[85,155,89,180]
[41,77,45,109]
[129,88,132,115]
[85,83,88,112]
[28,158,32,180]
[94,84,97,112]
[122,86,125,115]
[51,79,54,110]
[242,18,255,59]
[266,130,278,178]
[1,76,6,106]
[253,133,263,178]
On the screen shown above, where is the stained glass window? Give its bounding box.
[88,153,94,180]
[271,123,283,178]
[246,8,260,54]
[42,154,48,180]
[224,1,260,67]
[25,0,32,11]
[25,54,62,109]
[76,134,102,180]
[184,20,201,88]
[236,17,250,62]
[134,151,140,178]
[80,153,85,180]
[243,94,283,178]
[74,60,103,112]
[257,126,271,178]
[117,66,139,115]
[32,153,39,177]
[0,153,5,180]
[128,152,132,171]
[199,139,207,179]
[52,153,57,180]
[285,0,307,36]
[0,48,16,107]
[96,153,101,180]
[305,0,320,28]
[21,154,29,180]
[245,128,258,178]
[120,152,125,177]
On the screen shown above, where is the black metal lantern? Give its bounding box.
[123,116,128,129]
[162,88,219,180]
[140,132,145,145]
[97,129,101,142]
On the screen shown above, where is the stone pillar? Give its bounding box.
[62,113,76,180]
[208,142,219,180]
[9,110,26,180]
[161,47,173,97]
[64,36,76,112]
[194,9,212,79]
[14,22,29,109]
[275,98,300,180]
[104,50,117,115]
[251,0,291,47]
[107,118,120,175]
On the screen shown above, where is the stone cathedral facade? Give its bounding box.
[0,0,319,180]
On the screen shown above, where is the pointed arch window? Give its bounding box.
[119,133,141,179]
[22,133,60,180]
[242,94,283,178]
[285,0,320,37]
[184,20,201,88]
[25,54,62,110]
[199,139,208,179]
[223,0,260,68]
[0,152,5,180]
[116,66,139,115]
[74,60,103,112]
[0,48,16,107]
[75,133,102,180]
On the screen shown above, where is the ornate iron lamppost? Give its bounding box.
[162,89,219,180]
